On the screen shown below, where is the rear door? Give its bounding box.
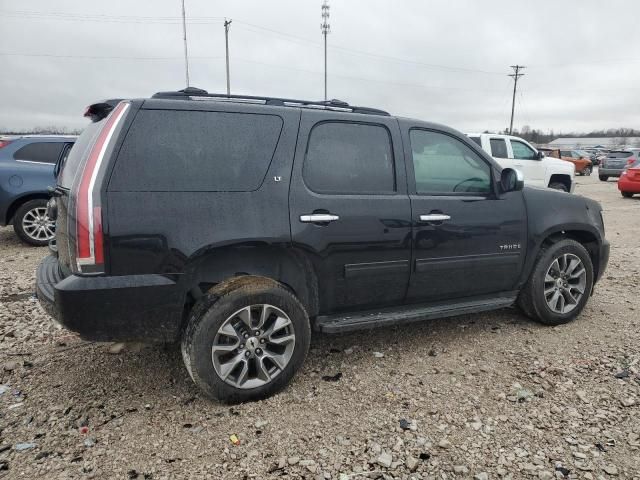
[289,110,411,314]
[403,125,526,302]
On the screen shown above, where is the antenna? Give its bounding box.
[321,0,331,101]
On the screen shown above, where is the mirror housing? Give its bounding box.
[537,150,545,160]
[500,168,524,193]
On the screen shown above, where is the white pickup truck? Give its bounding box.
[467,133,575,192]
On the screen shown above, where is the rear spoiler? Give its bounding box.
[84,99,123,122]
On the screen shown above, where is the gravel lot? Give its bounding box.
[1,171,639,480]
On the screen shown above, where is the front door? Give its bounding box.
[510,138,544,187]
[289,111,412,314]
[403,127,527,302]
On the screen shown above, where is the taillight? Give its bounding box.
[627,157,636,165]
[75,101,129,273]
[0,140,13,149]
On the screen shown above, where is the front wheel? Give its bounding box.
[13,199,55,246]
[518,239,594,325]
[181,277,310,403]
[548,182,569,192]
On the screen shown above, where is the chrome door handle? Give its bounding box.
[300,214,340,223]
[420,214,451,222]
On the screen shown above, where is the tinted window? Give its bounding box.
[469,136,481,146]
[13,142,65,164]
[489,138,508,158]
[303,122,395,194]
[511,140,537,160]
[110,110,283,192]
[59,121,103,188]
[410,130,491,194]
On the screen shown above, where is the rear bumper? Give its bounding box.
[36,255,185,342]
[599,168,623,177]
[618,176,640,193]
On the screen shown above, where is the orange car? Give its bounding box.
[540,148,593,176]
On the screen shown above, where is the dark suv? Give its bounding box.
[36,88,610,403]
[0,135,76,245]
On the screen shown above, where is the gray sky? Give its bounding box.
[1,0,639,133]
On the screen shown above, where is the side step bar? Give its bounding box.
[315,293,518,334]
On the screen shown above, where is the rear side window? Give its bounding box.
[303,122,395,194]
[468,136,481,147]
[489,138,508,158]
[14,142,65,164]
[110,110,283,192]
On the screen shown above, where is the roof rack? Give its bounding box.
[151,87,390,116]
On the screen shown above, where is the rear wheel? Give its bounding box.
[549,182,568,192]
[518,239,593,325]
[599,175,608,181]
[181,277,310,403]
[621,191,634,198]
[13,199,55,246]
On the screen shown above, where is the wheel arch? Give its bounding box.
[181,245,319,324]
[522,227,602,288]
[4,193,50,225]
[547,174,572,191]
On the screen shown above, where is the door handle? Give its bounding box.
[419,214,451,222]
[300,213,340,223]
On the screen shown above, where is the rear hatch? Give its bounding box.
[54,102,131,275]
[604,151,632,169]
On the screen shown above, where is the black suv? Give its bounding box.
[36,88,610,402]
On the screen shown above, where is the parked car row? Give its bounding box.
[35,88,609,402]
[599,149,640,181]
[0,135,76,245]
[538,148,593,176]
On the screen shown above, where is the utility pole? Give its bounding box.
[508,65,525,135]
[224,19,232,95]
[181,0,190,87]
[321,1,330,101]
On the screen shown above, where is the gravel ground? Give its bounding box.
[1,171,639,480]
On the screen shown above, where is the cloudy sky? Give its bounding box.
[1,0,639,133]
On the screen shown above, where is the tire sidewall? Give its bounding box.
[530,241,594,325]
[184,285,310,403]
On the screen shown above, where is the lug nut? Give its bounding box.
[259,338,265,344]
[245,351,251,358]
[240,343,245,349]
[254,330,260,336]
[243,333,249,339]
[255,348,262,355]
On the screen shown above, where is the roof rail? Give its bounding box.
[151,87,390,116]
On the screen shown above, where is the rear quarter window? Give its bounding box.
[109,110,283,192]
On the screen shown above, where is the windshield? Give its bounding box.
[607,151,632,158]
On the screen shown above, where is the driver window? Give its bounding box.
[410,130,491,194]
[511,140,537,160]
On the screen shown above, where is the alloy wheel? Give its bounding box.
[211,304,296,389]
[544,253,587,314]
[21,207,55,242]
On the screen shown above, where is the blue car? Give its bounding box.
[0,135,76,245]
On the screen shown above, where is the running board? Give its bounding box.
[315,293,517,333]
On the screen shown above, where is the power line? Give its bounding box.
[508,65,525,135]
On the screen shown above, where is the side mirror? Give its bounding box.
[500,168,524,193]
[537,151,545,160]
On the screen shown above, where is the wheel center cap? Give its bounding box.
[556,278,564,288]
[246,337,259,352]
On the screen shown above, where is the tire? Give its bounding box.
[599,175,608,181]
[181,276,311,403]
[621,192,634,198]
[12,199,55,246]
[548,182,568,192]
[518,239,594,325]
